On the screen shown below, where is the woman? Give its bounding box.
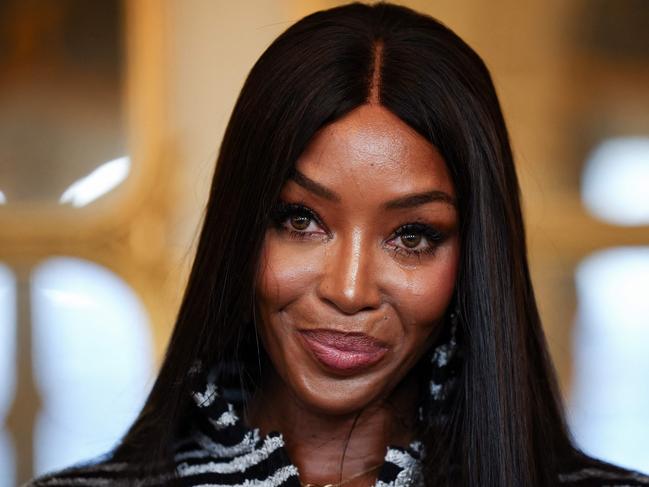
[29,2,649,486]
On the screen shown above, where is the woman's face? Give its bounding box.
[255,104,460,415]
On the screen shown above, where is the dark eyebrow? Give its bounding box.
[383,191,457,210]
[289,169,456,209]
[289,169,341,202]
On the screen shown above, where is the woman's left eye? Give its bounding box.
[386,223,445,259]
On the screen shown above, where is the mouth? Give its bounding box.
[297,329,389,375]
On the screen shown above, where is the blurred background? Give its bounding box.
[0,0,648,484]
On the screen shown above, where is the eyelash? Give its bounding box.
[270,201,446,260]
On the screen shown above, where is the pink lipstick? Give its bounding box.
[298,329,388,375]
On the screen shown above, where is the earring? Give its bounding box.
[429,311,459,392]
[418,300,462,427]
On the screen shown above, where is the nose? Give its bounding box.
[316,227,382,315]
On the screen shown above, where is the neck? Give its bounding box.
[245,370,419,487]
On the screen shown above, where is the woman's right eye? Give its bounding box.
[271,202,327,239]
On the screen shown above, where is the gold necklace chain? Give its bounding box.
[300,463,383,487]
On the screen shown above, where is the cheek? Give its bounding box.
[256,233,319,312]
[385,241,460,331]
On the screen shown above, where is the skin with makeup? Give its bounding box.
[247,103,460,487]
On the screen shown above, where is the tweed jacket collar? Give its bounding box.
[171,370,426,487]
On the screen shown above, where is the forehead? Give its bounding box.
[293,104,454,196]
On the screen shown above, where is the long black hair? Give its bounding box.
[114,2,580,485]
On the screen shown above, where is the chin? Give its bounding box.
[280,352,411,417]
[290,375,389,417]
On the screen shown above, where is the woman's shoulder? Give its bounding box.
[23,454,172,487]
[558,455,649,486]
[24,457,134,487]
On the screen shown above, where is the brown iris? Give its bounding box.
[290,215,311,230]
[401,233,422,248]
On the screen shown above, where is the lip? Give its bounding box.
[298,329,389,375]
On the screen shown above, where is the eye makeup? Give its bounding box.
[270,200,449,260]
[270,201,329,240]
[387,222,446,259]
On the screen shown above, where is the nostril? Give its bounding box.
[319,287,381,316]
